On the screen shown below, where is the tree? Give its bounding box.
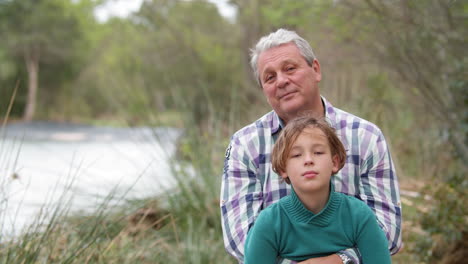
[0,0,93,121]
[332,0,468,163]
[132,0,255,126]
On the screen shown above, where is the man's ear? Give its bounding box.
[312,59,322,82]
[332,154,340,174]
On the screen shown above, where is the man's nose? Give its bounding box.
[276,72,289,88]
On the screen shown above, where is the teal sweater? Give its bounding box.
[244,189,391,264]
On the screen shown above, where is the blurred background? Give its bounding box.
[0,0,466,263]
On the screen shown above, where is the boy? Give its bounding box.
[244,116,391,264]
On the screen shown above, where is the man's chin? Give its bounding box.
[281,105,306,116]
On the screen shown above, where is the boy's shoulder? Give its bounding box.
[256,195,293,221]
[260,196,286,214]
[336,192,374,216]
[253,199,286,230]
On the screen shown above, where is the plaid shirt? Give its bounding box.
[220,97,402,264]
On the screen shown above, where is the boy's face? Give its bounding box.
[280,127,339,195]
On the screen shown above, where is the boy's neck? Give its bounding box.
[295,185,331,215]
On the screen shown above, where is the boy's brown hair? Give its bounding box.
[271,115,347,183]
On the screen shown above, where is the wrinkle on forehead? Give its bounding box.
[257,44,303,78]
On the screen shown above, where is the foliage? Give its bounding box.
[415,172,468,263]
[322,2,468,262]
[0,0,98,121]
[330,0,468,163]
[134,0,257,126]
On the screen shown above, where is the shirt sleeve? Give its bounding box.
[337,248,361,263]
[359,131,403,255]
[355,202,392,264]
[220,138,263,263]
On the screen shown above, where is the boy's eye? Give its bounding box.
[291,153,301,158]
[314,152,324,155]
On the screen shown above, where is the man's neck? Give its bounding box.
[282,97,325,125]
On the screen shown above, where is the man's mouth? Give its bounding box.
[279,91,297,99]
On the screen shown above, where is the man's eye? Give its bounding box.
[264,75,274,82]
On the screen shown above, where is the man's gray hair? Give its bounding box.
[250,29,317,86]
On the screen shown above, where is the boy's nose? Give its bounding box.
[304,155,314,165]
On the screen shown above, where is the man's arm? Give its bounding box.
[220,139,263,263]
[360,131,402,254]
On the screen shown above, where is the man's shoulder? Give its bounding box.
[231,111,277,142]
[330,105,383,136]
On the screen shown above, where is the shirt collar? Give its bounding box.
[270,96,336,135]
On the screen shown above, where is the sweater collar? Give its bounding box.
[282,184,342,226]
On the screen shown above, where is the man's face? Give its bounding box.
[257,43,322,123]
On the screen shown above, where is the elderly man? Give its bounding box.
[220,29,402,264]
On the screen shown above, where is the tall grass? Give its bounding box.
[0,83,238,263]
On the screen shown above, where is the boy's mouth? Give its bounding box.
[302,170,318,178]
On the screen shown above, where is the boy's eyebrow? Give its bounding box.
[290,146,302,151]
[290,143,327,151]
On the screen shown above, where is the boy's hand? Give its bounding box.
[298,254,342,264]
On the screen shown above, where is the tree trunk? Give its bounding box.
[23,52,39,121]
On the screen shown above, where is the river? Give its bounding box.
[0,121,180,239]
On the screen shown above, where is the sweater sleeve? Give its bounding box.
[355,202,392,264]
[244,208,279,264]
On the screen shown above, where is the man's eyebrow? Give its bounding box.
[283,59,297,65]
[261,67,273,77]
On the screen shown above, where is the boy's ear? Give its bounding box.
[332,154,340,174]
[279,171,288,180]
[279,170,291,184]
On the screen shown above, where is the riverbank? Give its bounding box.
[0,122,181,239]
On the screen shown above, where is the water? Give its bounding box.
[0,121,180,238]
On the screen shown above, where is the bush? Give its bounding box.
[416,172,468,264]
